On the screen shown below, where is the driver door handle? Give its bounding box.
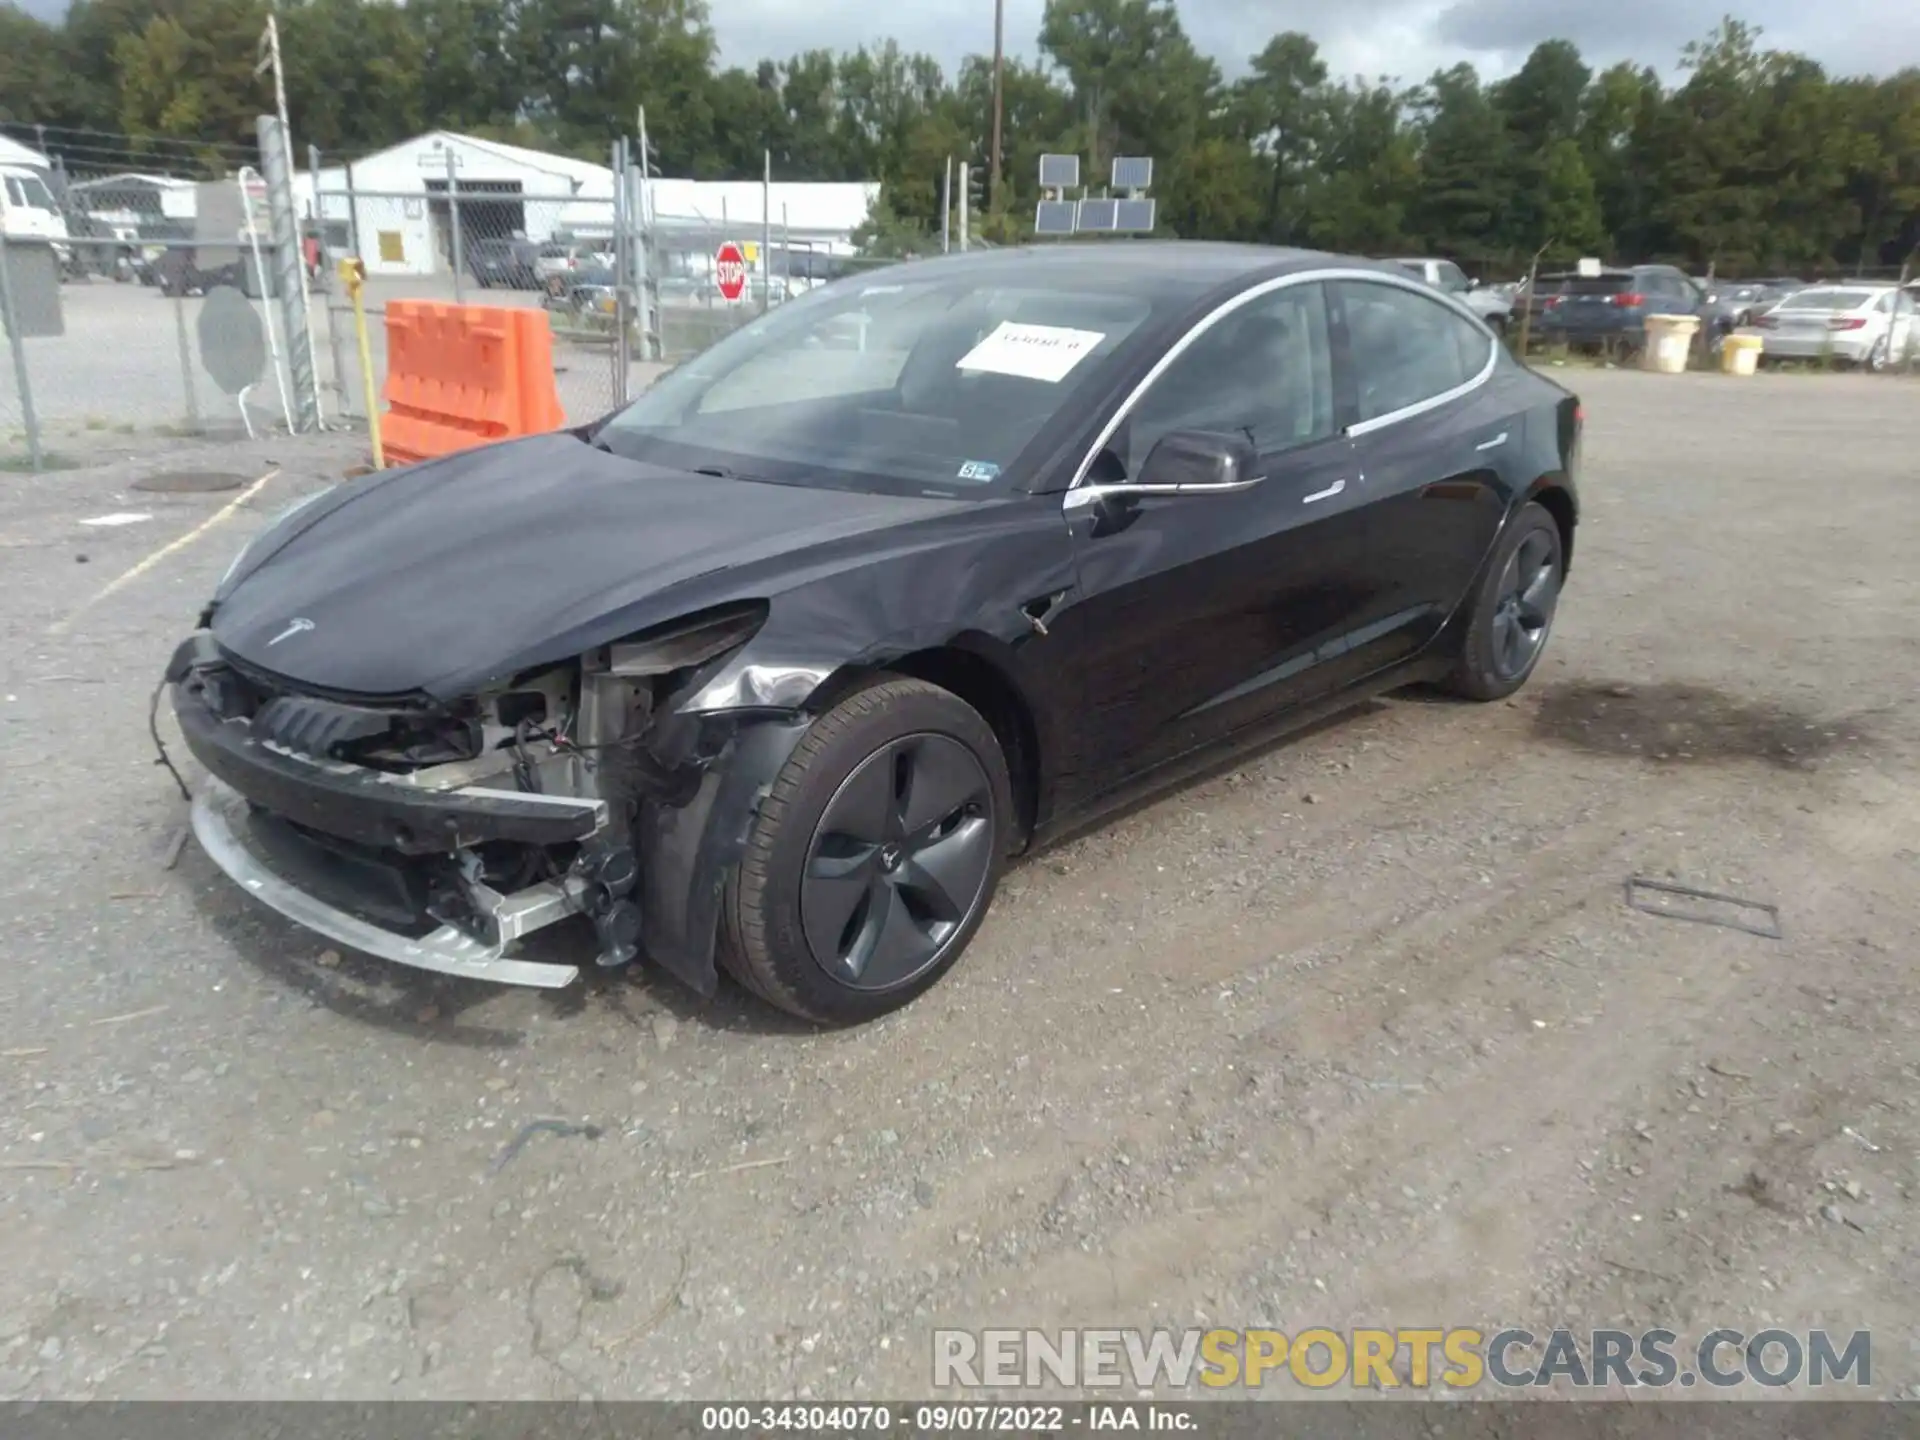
[1302,479,1346,504]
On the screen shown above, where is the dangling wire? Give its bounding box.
[149,678,192,803]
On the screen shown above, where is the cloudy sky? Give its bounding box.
[707,0,1920,84]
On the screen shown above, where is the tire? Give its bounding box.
[1865,336,1891,372]
[1443,500,1564,702]
[719,676,1013,1024]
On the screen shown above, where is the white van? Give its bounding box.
[1,164,72,261]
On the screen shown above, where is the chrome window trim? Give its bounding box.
[1065,266,1497,490]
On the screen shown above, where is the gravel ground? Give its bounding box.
[0,368,1917,1400]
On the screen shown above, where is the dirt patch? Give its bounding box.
[1533,682,1871,768]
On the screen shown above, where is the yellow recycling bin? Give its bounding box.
[1641,313,1700,374]
[1720,333,1764,376]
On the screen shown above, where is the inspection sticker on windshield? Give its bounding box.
[956,460,1001,482]
[956,322,1106,383]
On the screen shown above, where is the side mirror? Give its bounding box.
[1467,276,1481,290]
[1137,429,1261,491]
[1065,430,1263,511]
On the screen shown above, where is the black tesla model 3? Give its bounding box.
[167,244,1581,1023]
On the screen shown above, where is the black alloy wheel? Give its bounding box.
[721,676,1013,1024]
[802,734,994,991]
[1489,526,1560,682]
[1444,500,1564,701]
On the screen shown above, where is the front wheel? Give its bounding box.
[1443,501,1564,701]
[720,676,1012,1024]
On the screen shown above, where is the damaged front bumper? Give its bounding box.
[191,777,587,987]
[166,626,814,994]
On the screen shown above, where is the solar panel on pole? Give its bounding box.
[1114,198,1157,232]
[1037,154,1080,190]
[1110,157,1153,192]
[1033,199,1078,236]
[1076,198,1119,233]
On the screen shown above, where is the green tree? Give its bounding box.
[114,0,271,147]
[1303,79,1418,253]
[1411,64,1512,257]
[1233,31,1328,244]
[281,0,426,154]
[0,6,78,126]
[405,0,527,137]
[1038,0,1212,180]
[1539,137,1605,259]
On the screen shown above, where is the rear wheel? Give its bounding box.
[1865,335,1892,372]
[720,677,1011,1024]
[1443,501,1563,702]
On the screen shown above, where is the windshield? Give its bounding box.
[5,174,56,212]
[1779,289,1872,312]
[597,273,1158,497]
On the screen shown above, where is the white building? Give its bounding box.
[309,131,615,277]
[297,129,881,281]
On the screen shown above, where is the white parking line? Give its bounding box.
[51,468,281,635]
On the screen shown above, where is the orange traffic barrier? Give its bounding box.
[380,301,567,466]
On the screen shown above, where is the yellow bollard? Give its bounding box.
[337,257,384,469]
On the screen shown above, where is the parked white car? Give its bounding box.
[1389,256,1514,331]
[1742,284,1917,369]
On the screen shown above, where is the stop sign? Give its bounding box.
[714,242,749,302]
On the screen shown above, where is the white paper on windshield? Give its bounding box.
[955,322,1106,383]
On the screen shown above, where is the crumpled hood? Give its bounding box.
[210,433,968,698]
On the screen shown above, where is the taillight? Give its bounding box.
[1828,317,1867,331]
[1543,296,1564,309]
[1610,291,1646,308]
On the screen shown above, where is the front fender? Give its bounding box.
[637,712,811,997]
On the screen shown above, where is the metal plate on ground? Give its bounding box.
[132,470,251,494]
[1623,877,1783,939]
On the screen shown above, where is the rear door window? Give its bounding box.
[1337,280,1490,423]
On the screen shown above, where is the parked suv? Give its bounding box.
[468,237,540,289]
[1536,264,1706,349]
[1390,257,1513,332]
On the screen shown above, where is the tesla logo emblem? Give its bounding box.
[267,617,315,646]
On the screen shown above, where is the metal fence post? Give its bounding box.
[761,149,773,314]
[344,161,363,262]
[612,137,631,408]
[257,114,320,432]
[314,144,351,419]
[171,290,202,435]
[445,150,465,303]
[0,232,45,470]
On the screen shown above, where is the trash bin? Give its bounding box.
[1641,314,1700,374]
[1720,333,1764,376]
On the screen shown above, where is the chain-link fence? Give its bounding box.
[1,146,307,470]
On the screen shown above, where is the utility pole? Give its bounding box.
[958,162,970,252]
[989,0,1005,215]
[941,156,952,254]
[761,148,773,313]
